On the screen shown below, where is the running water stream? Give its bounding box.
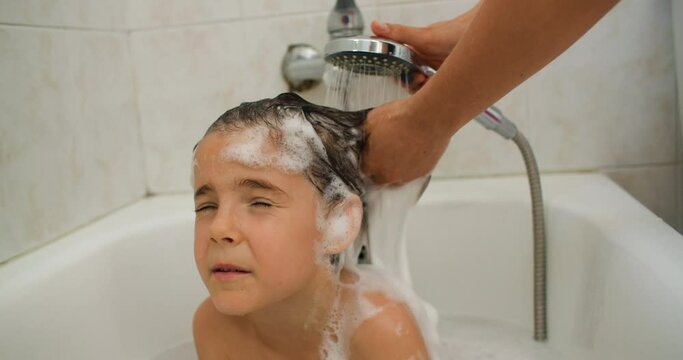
[323,63,441,356]
[323,63,411,111]
[321,63,562,359]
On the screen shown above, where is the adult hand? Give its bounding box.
[370,4,480,70]
[364,0,619,186]
[362,98,452,186]
[363,7,479,184]
[370,5,479,93]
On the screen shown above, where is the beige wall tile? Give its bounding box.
[240,12,329,101]
[240,0,374,18]
[379,0,676,178]
[130,23,249,193]
[2,0,678,263]
[0,0,242,30]
[0,0,126,29]
[125,0,241,30]
[433,82,531,177]
[0,26,145,262]
[377,0,476,25]
[526,0,676,171]
[131,8,382,193]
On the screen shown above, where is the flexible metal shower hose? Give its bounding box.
[512,131,547,341]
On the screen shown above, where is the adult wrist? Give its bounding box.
[401,94,457,147]
[408,88,465,138]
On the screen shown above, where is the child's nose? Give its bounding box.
[209,210,242,245]
[212,235,237,244]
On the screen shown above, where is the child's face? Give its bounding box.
[193,131,328,315]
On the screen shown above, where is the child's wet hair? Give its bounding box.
[198,92,369,209]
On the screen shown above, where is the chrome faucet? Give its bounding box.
[281,0,365,91]
[328,0,364,39]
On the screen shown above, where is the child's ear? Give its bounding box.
[321,194,363,255]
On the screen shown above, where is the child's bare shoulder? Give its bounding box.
[349,291,429,359]
[192,297,239,359]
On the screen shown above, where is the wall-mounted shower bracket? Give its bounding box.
[281,44,325,92]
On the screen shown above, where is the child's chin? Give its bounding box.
[210,293,256,316]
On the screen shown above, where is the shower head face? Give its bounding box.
[324,36,414,76]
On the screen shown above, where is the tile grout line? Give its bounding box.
[1,1,453,34]
[1,8,332,33]
[124,31,152,197]
[0,21,126,33]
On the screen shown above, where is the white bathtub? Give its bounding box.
[1,174,681,359]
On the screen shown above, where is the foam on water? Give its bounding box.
[436,316,563,359]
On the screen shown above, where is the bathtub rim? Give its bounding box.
[2,172,681,302]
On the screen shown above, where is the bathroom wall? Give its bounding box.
[128,0,679,224]
[0,0,679,263]
[0,0,146,263]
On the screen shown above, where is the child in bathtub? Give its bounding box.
[191,93,430,359]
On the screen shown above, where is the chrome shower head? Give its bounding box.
[324,36,415,76]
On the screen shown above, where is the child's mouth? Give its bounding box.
[211,263,251,280]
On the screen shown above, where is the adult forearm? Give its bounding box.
[410,0,619,135]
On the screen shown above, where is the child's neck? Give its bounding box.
[241,267,346,358]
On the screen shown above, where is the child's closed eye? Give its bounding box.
[194,203,216,213]
[251,199,273,208]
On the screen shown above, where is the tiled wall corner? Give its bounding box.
[0,25,146,262]
[672,0,683,233]
[604,165,680,231]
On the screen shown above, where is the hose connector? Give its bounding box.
[475,106,518,140]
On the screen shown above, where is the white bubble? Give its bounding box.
[220,125,271,168]
[324,213,350,248]
[213,111,334,178]
[276,114,326,172]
